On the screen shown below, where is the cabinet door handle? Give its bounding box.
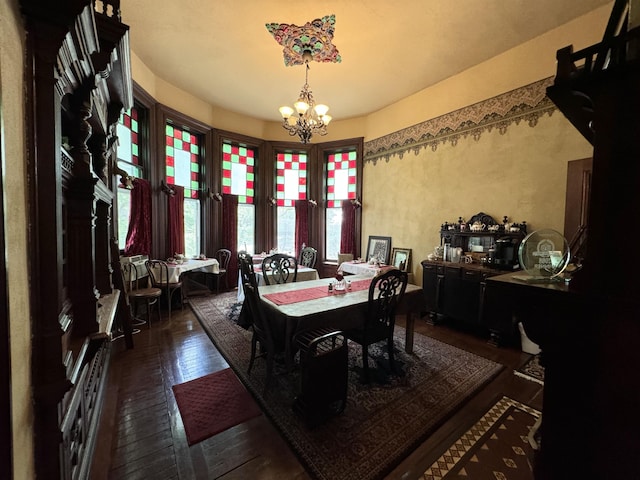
[478,282,487,322]
[435,275,444,309]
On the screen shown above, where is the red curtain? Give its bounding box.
[294,199,310,259]
[340,199,356,256]
[168,185,185,257]
[124,178,152,256]
[222,194,239,285]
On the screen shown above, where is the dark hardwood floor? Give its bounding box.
[91,293,543,480]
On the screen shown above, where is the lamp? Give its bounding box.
[279,52,332,144]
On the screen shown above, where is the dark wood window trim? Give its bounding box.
[131,84,362,272]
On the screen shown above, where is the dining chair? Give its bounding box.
[337,252,354,267]
[243,282,287,395]
[299,246,318,268]
[207,248,231,293]
[261,253,298,285]
[345,268,408,383]
[145,259,184,321]
[238,251,257,288]
[293,327,348,427]
[235,251,259,330]
[121,261,162,328]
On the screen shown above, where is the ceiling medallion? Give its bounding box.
[266,14,341,66]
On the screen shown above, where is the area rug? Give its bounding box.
[422,396,541,480]
[514,354,545,385]
[189,292,504,480]
[172,367,262,445]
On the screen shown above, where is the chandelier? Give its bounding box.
[278,53,332,144]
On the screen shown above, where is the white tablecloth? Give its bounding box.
[152,258,219,283]
[338,261,414,283]
[338,261,385,276]
[237,266,319,302]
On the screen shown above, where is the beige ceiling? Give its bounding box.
[122,0,612,122]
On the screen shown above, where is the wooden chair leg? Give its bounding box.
[248,334,258,374]
[387,336,396,373]
[362,345,370,383]
[146,299,152,328]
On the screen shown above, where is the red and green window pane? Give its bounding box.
[326,151,357,207]
[221,142,255,204]
[165,124,200,199]
[276,152,307,207]
[117,107,139,166]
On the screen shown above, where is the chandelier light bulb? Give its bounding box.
[279,106,294,119]
[294,100,310,115]
[314,104,329,116]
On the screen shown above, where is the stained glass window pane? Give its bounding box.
[326,151,357,208]
[275,152,307,207]
[222,141,255,204]
[117,107,139,166]
[117,106,143,250]
[165,123,200,199]
[326,150,358,261]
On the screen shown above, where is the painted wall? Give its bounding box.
[362,112,593,283]
[1,0,34,478]
[359,6,608,284]
[365,4,613,139]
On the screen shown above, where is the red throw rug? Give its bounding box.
[172,367,262,445]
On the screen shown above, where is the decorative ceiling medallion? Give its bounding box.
[266,14,341,66]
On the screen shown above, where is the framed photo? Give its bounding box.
[391,247,412,272]
[365,236,392,265]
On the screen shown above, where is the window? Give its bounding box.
[325,150,357,261]
[116,106,143,250]
[221,142,255,253]
[276,152,307,254]
[165,123,201,256]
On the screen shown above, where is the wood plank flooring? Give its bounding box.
[91,295,543,480]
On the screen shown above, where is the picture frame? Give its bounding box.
[365,236,392,265]
[391,247,412,272]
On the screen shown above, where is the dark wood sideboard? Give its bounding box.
[421,212,527,345]
[421,260,518,344]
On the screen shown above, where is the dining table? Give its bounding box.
[338,260,393,276]
[156,257,220,283]
[236,265,320,302]
[258,274,424,371]
[338,261,415,283]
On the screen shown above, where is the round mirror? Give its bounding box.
[518,229,570,279]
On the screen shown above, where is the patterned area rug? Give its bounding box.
[190,292,504,480]
[422,397,541,480]
[172,368,262,445]
[514,354,545,385]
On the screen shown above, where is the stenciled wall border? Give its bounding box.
[364,76,557,165]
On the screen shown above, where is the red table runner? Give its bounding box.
[263,278,372,306]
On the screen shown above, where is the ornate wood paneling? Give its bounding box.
[20,1,132,478]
